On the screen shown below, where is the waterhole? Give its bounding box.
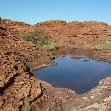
[35,49,111,94]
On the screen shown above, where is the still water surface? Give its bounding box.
[35,49,111,94]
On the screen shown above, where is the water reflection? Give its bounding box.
[35,49,111,94]
[55,48,96,57]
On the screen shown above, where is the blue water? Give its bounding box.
[35,55,111,94]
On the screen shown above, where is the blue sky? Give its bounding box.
[0,0,111,24]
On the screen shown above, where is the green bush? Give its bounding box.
[33,29,49,44]
[22,34,35,43]
[22,29,48,44]
[40,43,59,50]
[22,29,59,50]
[22,99,30,111]
[94,43,111,50]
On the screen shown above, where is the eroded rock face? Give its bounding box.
[1,18,111,111]
[36,20,111,48]
[0,19,53,110]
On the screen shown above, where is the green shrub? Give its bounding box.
[33,29,49,44]
[22,29,48,44]
[22,29,59,50]
[40,43,59,50]
[22,34,35,43]
[22,99,30,111]
[94,43,111,50]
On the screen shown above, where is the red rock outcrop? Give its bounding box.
[35,20,111,48]
[1,18,111,111]
[0,19,53,110]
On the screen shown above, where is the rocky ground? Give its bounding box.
[35,20,111,48]
[1,18,111,111]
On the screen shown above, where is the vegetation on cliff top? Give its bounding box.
[22,29,59,50]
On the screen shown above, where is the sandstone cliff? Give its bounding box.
[1,19,111,111]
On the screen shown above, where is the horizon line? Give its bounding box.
[1,17,111,25]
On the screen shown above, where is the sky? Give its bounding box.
[0,0,111,24]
